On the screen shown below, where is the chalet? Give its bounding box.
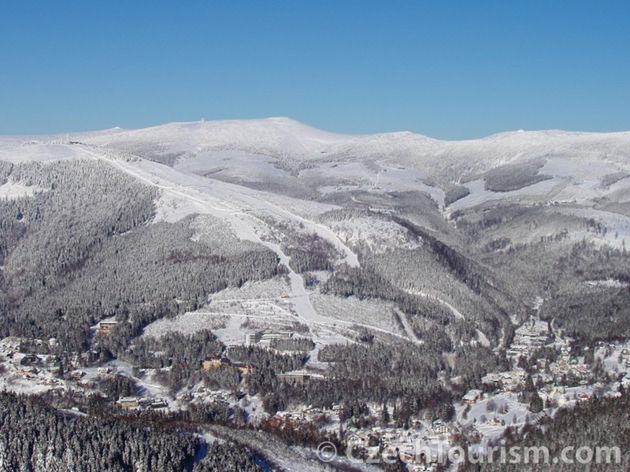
[96,321,118,337]
[462,389,482,405]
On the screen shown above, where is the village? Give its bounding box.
[0,314,629,470]
[257,316,630,469]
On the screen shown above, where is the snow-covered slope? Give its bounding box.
[2,118,630,360]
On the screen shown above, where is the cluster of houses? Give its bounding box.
[481,369,528,393]
[269,404,455,470]
[344,420,459,470]
[506,317,550,363]
[547,350,591,384]
[0,337,67,390]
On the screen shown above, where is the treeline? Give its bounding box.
[0,391,268,472]
[194,442,263,472]
[0,160,12,185]
[269,337,315,352]
[444,184,471,206]
[483,159,551,192]
[0,392,197,471]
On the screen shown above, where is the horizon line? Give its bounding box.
[1,116,629,143]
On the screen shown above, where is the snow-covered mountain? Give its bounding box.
[72,117,630,174]
[1,118,630,470]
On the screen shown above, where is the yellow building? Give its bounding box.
[202,357,223,371]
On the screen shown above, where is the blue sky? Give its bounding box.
[1,1,629,139]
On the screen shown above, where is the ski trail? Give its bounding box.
[79,145,358,267]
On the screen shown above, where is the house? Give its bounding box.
[116,397,140,410]
[463,389,483,405]
[201,357,224,371]
[244,332,262,346]
[577,393,592,403]
[149,399,168,409]
[96,321,118,337]
[432,420,449,435]
[277,370,320,385]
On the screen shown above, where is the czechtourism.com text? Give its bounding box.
[317,441,622,466]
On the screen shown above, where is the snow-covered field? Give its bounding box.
[0,180,44,199]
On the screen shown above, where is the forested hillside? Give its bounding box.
[0,160,280,351]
